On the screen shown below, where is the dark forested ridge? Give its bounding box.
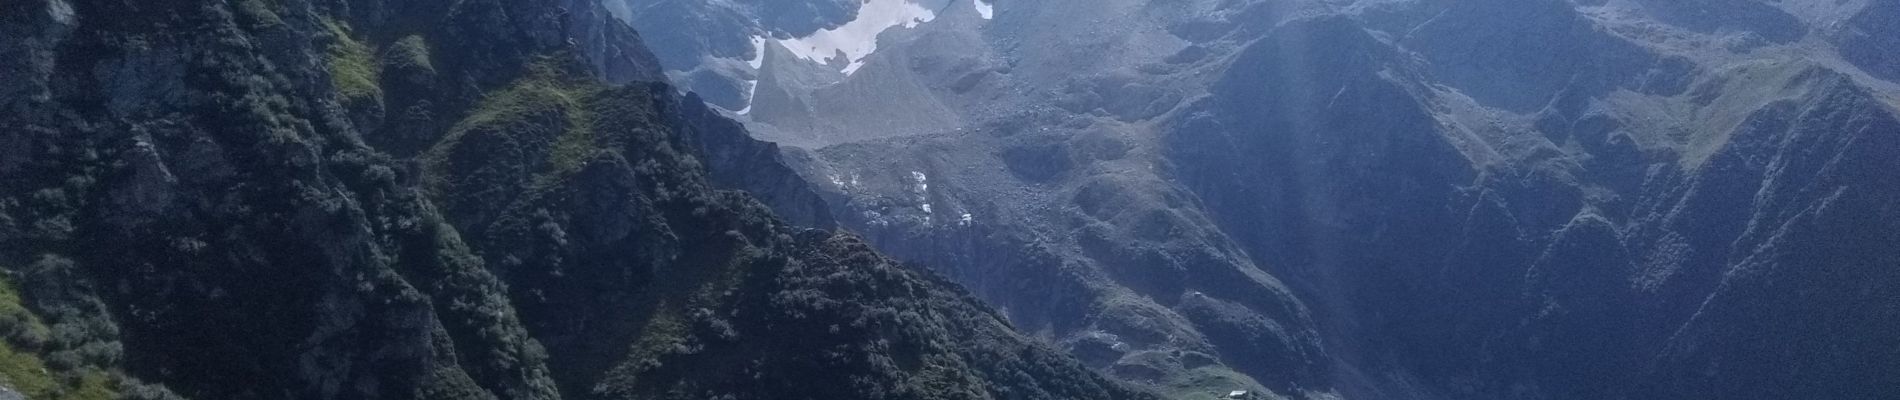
[0,0,1154,399]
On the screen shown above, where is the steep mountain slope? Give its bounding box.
[619,0,1900,399]
[1172,2,1900,398]
[0,0,1154,399]
[623,1,1349,397]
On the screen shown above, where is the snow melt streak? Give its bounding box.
[747,35,767,70]
[732,35,769,115]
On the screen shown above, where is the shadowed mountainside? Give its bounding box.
[0,0,1156,399]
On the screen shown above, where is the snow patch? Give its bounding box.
[910,171,929,194]
[747,35,768,70]
[862,210,891,227]
[731,74,759,115]
[776,0,940,76]
[910,171,933,224]
[48,0,74,25]
[733,79,756,114]
[973,0,993,20]
[733,74,759,115]
[722,35,770,115]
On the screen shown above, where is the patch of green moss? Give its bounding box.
[61,369,117,400]
[234,0,285,28]
[693,245,759,307]
[321,18,382,104]
[0,346,119,400]
[0,274,49,343]
[0,341,57,398]
[545,103,602,177]
[626,305,687,367]
[0,274,116,400]
[386,35,436,74]
[424,60,604,193]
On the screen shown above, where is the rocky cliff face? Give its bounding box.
[0,1,1150,399]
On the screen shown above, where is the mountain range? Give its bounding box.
[615,0,1900,398]
[1,0,1896,399]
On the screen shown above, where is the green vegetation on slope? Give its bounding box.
[387,35,436,75]
[0,272,54,398]
[322,17,382,105]
[0,271,117,400]
[0,0,1157,399]
[422,58,606,201]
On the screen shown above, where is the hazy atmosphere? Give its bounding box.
[2,0,1895,399]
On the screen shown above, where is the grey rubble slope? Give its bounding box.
[0,0,1152,400]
